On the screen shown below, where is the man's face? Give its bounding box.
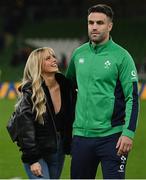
[88,12,113,44]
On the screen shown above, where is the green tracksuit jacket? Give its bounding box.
[66,38,139,139]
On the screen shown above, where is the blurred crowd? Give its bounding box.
[0,0,145,75]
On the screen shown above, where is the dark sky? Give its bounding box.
[0,0,146,18]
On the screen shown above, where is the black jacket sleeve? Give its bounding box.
[63,79,77,154]
[17,92,41,164]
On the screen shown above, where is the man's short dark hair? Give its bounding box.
[88,4,114,21]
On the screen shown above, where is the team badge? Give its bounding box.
[79,58,84,64]
[104,60,111,69]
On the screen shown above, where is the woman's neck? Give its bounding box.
[43,74,57,89]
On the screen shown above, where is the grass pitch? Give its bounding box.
[0,99,146,179]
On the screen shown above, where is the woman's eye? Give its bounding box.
[45,56,51,60]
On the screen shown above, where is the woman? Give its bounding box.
[14,47,76,179]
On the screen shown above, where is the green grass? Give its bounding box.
[0,99,146,179]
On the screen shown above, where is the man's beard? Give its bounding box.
[89,33,107,44]
[89,35,103,44]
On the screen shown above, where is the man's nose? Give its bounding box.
[92,23,98,29]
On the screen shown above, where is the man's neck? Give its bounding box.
[92,36,110,46]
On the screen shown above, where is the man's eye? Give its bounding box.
[88,21,94,25]
[97,21,104,25]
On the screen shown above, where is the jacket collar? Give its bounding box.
[18,81,32,93]
[89,36,113,53]
[19,73,66,93]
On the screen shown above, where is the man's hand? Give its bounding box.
[30,162,43,177]
[116,136,133,156]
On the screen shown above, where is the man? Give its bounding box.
[66,4,139,179]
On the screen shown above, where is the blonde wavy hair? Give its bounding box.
[17,47,56,124]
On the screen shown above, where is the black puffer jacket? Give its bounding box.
[16,73,76,164]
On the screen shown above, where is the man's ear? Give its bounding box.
[108,22,113,32]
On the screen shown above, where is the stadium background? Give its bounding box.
[0,0,146,179]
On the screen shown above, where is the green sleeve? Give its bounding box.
[119,52,139,139]
[119,52,138,84]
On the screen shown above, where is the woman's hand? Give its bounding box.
[30,162,43,177]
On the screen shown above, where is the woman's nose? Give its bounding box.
[52,57,57,63]
[53,57,57,62]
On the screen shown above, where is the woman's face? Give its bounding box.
[41,51,59,74]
